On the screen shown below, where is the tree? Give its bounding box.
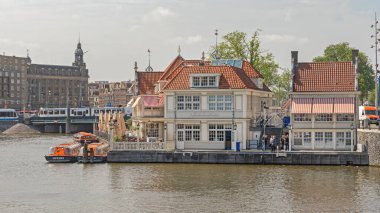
[210,30,279,87]
[272,69,291,106]
[313,42,374,103]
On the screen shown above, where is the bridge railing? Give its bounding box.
[111,141,166,151]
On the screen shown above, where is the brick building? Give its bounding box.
[0,41,89,110]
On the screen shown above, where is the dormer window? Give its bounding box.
[190,74,220,88]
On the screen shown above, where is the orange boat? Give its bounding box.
[45,142,81,163]
[77,142,109,163]
[74,132,99,144]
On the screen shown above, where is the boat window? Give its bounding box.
[79,147,84,155]
[64,148,70,155]
[48,147,54,155]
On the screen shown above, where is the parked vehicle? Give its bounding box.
[359,105,379,124]
[0,109,18,121]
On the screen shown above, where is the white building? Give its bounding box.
[289,50,359,151]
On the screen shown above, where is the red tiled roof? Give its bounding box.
[137,72,163,95]
[242,60,263,78]
[293,62,355,92]
[163,66,260,90]
[159,55,185,81]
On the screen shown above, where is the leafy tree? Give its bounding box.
[313,42,374,103]
[272,69,291,106]
[210,30,279,87]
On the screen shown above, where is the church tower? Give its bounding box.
[73,40,85,67]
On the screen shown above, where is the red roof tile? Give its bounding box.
[137,72,163,95]
[242,60,263,78]
[293,62,355,92]
[163,66,260,90]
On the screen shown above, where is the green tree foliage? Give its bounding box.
[210,30,279,87]
[313,42,374,103]
[272,69,291,106]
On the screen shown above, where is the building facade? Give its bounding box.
[130,55,272,151]
[289,50,359,151]
[96,81,134,107]
[0,41,89,110]
[0,55,30,109]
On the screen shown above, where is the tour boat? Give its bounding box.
[73,132,99,144]
[45,142,81,163]
[77,142,109,163]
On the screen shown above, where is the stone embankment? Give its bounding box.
[357,129,380,166]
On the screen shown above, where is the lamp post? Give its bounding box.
[261,101,268,151]
[351,123,355,152]
[371,13,380,124]
[137,122,140,150]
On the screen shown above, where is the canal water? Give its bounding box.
[1,134,380,213]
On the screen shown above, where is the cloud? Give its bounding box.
[0,38,40,49]
[262,34,310,44]
[169,35,204,45]
[142,6,175,23]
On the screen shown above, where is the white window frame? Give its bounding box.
[146,123,159,138]
[293,113,312,122]
[336,114,354,122]
[208,95,232,111]
[315,114,333,122]
[176,95,200,111]
[190,74,220,88]
[177,124,200,142]
[208,124,232,142]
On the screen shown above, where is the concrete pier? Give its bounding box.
[107,151,368,165]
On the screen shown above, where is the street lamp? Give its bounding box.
[350,123,356,152]
[137,122,140,149]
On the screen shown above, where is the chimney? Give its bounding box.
[352,49,359,91]
[290,51,298,92]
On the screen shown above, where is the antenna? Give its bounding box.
[371,11,380,121]
[214,29,220,59]
[134,61,138,72]
[178,45,181,56]
[145,49,153,72]
[79,32,81,43]
[27,49,29,58]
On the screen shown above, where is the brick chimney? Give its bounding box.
[290,51,298,92]
[352,49,359,92]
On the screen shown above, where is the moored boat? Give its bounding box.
[45,142,81,163]
[74,132,99,144]
[77,142,109,163]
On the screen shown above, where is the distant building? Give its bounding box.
[289,50,359,151]
[95,81,134,107]
[88,82,100,107]
[0,41,89,110]
[0,55,30,109]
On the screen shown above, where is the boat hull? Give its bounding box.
[77,156,107,163]
[45,155,77,163]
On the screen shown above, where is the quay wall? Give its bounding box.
[107,151,368,165]
[358,129,380,166]
[0,121,18,132]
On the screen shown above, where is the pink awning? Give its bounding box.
[291,98,313,114]
[313,98,334,113]
[143,96,163,107]
[334,97,354,113]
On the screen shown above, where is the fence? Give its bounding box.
[111,141,166,150]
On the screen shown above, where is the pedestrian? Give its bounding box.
[270,135,275,152]
[285,133,289,151]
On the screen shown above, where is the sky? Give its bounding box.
[0,0,379,82]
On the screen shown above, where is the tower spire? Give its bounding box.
[178,45,181,56]
[27,49,29,58]
[145,49,153,72]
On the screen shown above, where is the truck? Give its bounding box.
[359,105,379,124]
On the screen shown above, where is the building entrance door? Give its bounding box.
[225,131,232,150]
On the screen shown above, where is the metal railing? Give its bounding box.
[111,141,166,150]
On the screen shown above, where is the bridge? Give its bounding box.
[29,116,99,133]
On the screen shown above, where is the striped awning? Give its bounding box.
[313,98,334,113]
[291,98,313,113]
[334,97,355,113]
